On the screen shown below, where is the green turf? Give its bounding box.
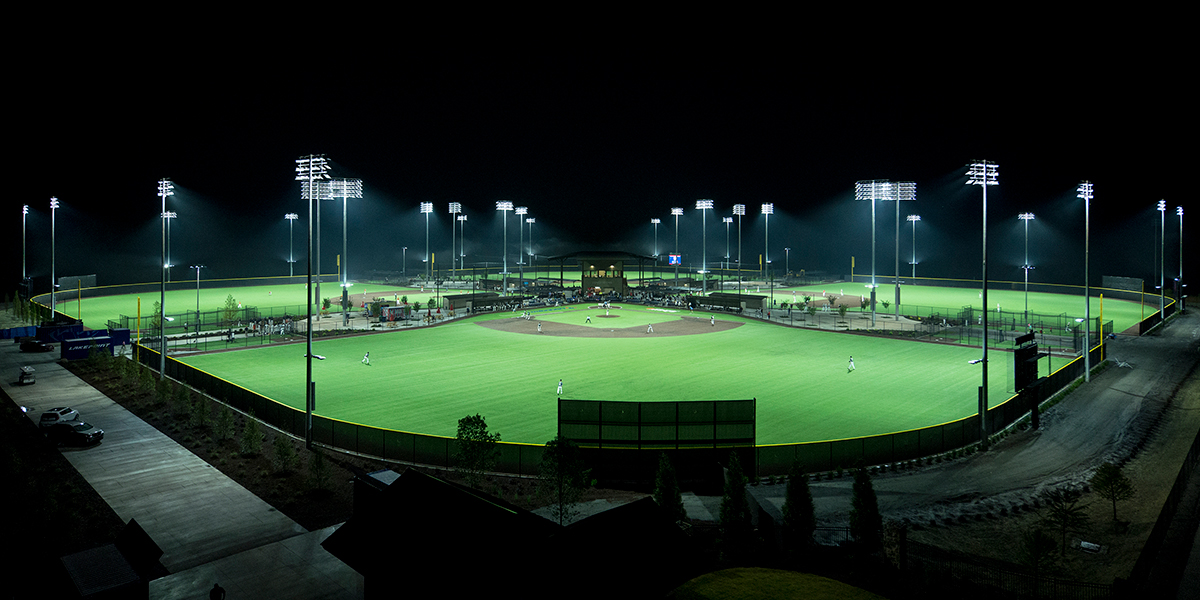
[180,302,1018,445]
[66,279,1150,333]
[60,282,448,330]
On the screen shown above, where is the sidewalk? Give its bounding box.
[0,343,363,599]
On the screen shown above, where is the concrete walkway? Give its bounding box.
[0,342,363,599]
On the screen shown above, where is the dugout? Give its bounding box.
[699,292,766,312]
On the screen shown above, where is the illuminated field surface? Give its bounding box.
[179,303,1016,445]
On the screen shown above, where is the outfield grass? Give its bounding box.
[62,278,1149,334]
[59,282,448,331]
[180,302,1019,445]
[59,280,1146,447]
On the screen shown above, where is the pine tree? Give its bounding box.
[652,452,687,523]
[781,464,816,556]
[1043,489,1088,556]
[849,465,883,554]
[1090,462,1134,527]
[719,451,751,560]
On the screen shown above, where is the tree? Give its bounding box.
[1017,526,1057,580]
[719,450,752,559]
[149,301,163,334]
[273,434,298,473]
[781,464,816,557]
[453,414,501,488]
[849,464,883,555]
[222,294,239,325]
[838,305,848,321]
[860,297,870,311]
[652,452,687,523]
[240,412,262,456]
[1043,489,1088,556]
[308,447,331,490]
[881,299,890,311]
[1091,462,1135,528]
[538,435,589,526]
[214,404,235,441]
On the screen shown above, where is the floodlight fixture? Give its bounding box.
[907,214,921,279]
[496,201,513,293]
[296,154,331,449]
[966,161,998,440]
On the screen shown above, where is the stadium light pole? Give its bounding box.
[191,265,205,334]
[50,197,60,321]
[285,213,299,277]
[157,179,174,378]
[651,218,660,261]
[457,215,467,272]
[1179,206,1185,305]
[420,202,433,280]
[967,161,999,441]
[1076,182,1094,382]
[1159,199,1166,318]
[887,183,916,320]
[1019,213,1035,322]
[785,247,791,276]
[496,201,513,295]
[671,207,683,286]
[763,203,774,311]
[526,217,536,275]
[696,199,713,294]
[331,178,363,326]
[907,215,921,280]
[723,216,733,273]
[164,211,177,283]
[22,205,29,282]
[761,202,773,280]
[733,204,745,295]
[297,155,331,450]
[301,178,333,316]
[449,203,462,280]
[515,206,528,291]
[854,180,916,326]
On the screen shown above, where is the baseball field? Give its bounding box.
[63,280,1150,446]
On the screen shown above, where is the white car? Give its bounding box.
[39,407,79,428]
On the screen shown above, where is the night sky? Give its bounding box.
[9,37,1192,300]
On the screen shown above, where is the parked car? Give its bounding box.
[45,421,104,446]
[20,340,54,352]
[39,407,79,428]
